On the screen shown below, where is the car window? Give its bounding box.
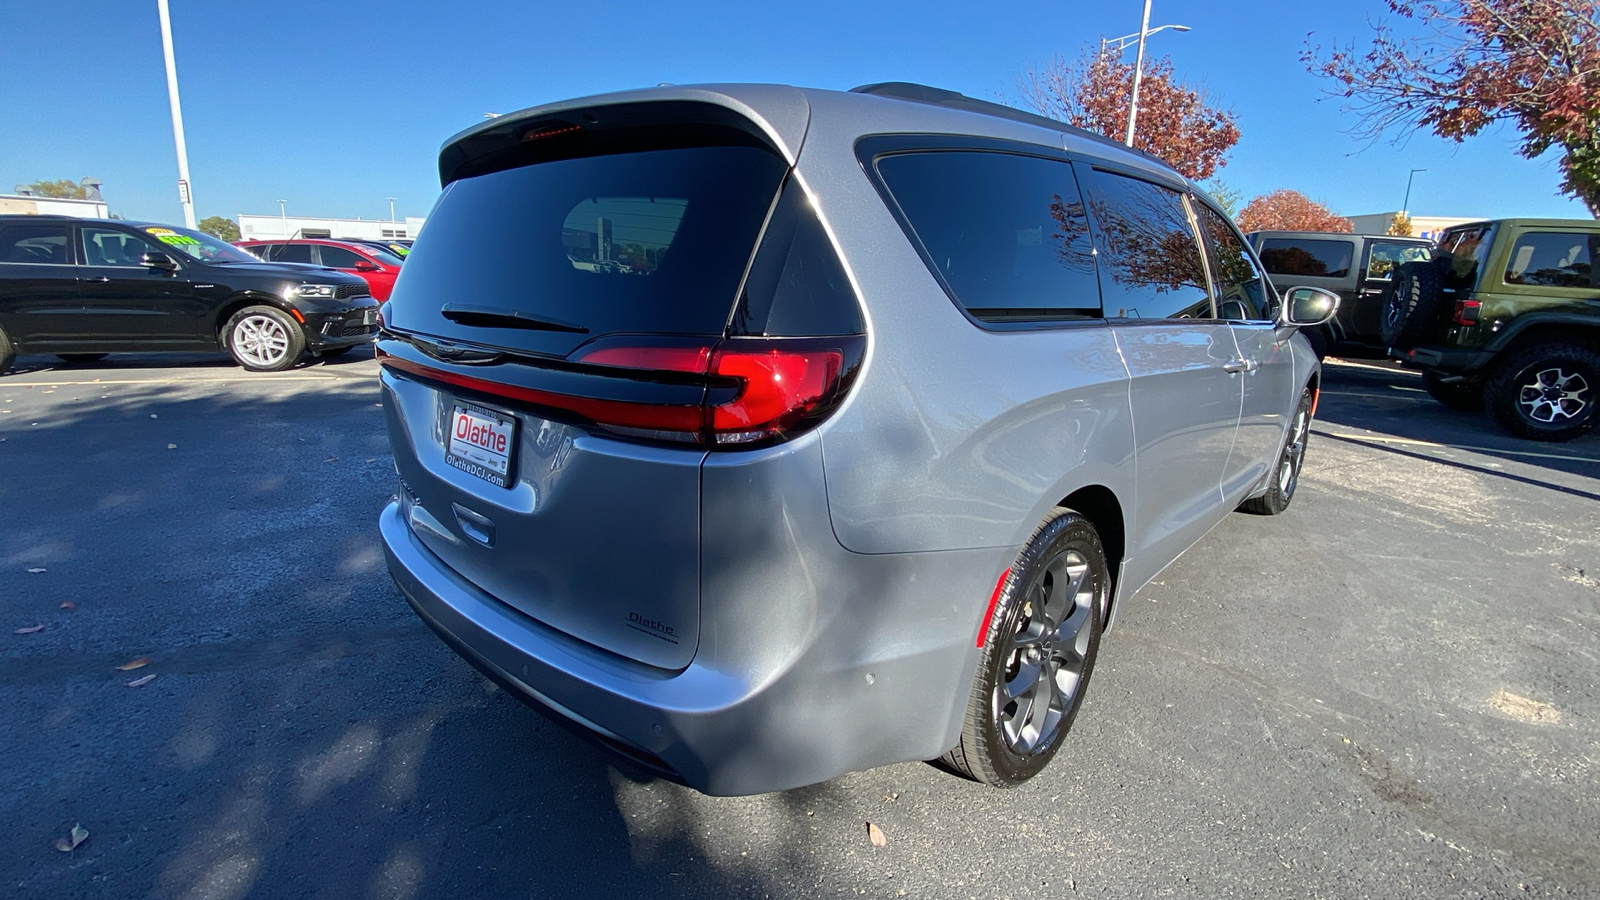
[1194,204,1271,321]
[1082,169,1212,319]
[82,226,159,267]
[1257,238,1353,279]
[274,244,315,264]
[1437,225,1495,288]
[872,150,1101,322]
[1503,231,1598,289]
[317,245,367,269]
[0,223,71,265]
[241,244,274,260]
[1365,241,1431,280]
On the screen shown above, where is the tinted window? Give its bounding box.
[732,180,863,336]
[1195,205,1271,321]
[0,223,70,264]
[1257,238,1354,279]
[1437,225,1494,288]
[318,245,367,269]
[874,150,1100,321]
[1082,169,1212,319]
[274,244,315,264]
[1366,241,1431,280]
[1504,231,1598,288]
[82,226,159,267]
[242,244,273,260]
[386,145,787,354]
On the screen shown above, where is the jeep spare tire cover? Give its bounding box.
[1381,260,1450,349]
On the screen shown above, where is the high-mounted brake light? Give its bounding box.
[522,122,582,142]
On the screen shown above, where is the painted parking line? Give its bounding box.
[1313,428,1600,463]
[2,375,358,387]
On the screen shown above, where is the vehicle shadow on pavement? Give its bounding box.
[1314,359,1600,483]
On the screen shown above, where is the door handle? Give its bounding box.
[1222,359,1259,374]
[90,276,109,283]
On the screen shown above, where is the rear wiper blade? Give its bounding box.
[440,303,588,334]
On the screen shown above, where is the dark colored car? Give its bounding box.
[1247,230,1433,358]
[1386,218,1600,441]
[0,216,378,374]
[238,238,403,301]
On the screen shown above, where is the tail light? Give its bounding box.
[383,335,862,450]
[1452,299,1481,326]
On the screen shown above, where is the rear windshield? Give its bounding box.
[1257,238,1354,279]
[386,145,788,355]
[1437,225,1495,288]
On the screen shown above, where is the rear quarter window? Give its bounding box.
[1503,231,1599,289]
[871,149,1101,324]
[0,223,70,264]
[1258,238,1354,279]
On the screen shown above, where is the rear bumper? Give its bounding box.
[380,500,995,795]
[1391,344,1493,375]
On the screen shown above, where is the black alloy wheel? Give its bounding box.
[941,510,1106,786]
[1484,342,1600,442]
[1240,385,1314,515]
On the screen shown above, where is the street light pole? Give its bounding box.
[1402,168,1427,215]
[386,196,397,223]
[1124,0,1153,147]
[156,0,196,228]
[278,199,287,238]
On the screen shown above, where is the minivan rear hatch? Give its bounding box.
[380,101,799,669]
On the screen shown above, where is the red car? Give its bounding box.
[237,238,403,301]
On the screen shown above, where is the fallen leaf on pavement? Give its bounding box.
[14,624,45,634]
[116,657,151,671]
[167,444,177,450]
[126,674,157,688]
[27,567,46,574]
[52,823,89,852]
[60,601,76,610]
[867,821,887,848]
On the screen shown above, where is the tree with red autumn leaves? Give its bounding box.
[1305,0,1600,215]
[1236,190,1354,233]
[1020,49,1240,181]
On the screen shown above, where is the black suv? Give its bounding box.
[1247,230,1433,358]
[0,216,380,374]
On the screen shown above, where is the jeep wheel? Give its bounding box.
[1380,260,1449,349]
[1484,343,1600,442]
[1422,371,1484,412]
[1240,385,1313,515]
[941,510,1106,787]
[225,305,305,372]
[0,326,14,375]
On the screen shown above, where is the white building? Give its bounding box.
[1345,212,1484,241]
[238,214,426,241]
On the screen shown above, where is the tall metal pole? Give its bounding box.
[386,196,397,223]
[278,200,287,238]
[156,0,196,228]
[1402,168,1426,215]
[1123,0,1153,147]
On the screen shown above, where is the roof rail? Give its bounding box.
[848,82,1162,164]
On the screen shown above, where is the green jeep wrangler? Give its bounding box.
[1386,218,1600,442]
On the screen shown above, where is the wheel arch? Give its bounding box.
[1485,316,1600,358]
[1054,485,1125,628]
[214,292,301,341]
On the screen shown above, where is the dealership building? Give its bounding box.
[1345,212,1482,241]
[238,213,426,241]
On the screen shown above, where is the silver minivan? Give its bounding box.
[378,82,1336,795]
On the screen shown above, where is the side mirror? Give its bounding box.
[1277,286,1340,327]
[140,251,179,271]
[352,260,381,272]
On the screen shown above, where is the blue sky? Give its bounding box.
[1,1,1589,226]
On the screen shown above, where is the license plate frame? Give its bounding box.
[445,401,517,488]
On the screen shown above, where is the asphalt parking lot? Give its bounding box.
[2,348,1597,899]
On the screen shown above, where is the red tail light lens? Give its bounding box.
[709,346,844,445]
[1452,299,1481,327]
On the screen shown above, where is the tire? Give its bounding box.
[56,353,108,363]
[941,510,1107,787]
[1239,385,1314,515]
[1380,260,1449,349]
[224,305,305,372]
[1422,371,1484,412]
[1483,342,1600,442]
[0,326,14,375]
[318,345,355,358]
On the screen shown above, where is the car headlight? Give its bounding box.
[296,284,336,298]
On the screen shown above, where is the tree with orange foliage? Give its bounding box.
[1236,190,1353,233]
[1020,49,1240,181]
[1306,0,1600,215]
